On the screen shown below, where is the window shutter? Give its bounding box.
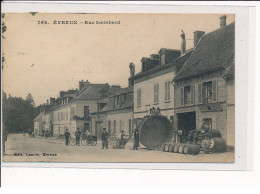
[157,84,159,102]
[154,84,156,103]
[165,82,167,101]
[191,85,194,105]
[212,80,218,102]
[198,83,202,104]
[180,87,184,106]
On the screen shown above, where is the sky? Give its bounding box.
[2,13,235,106]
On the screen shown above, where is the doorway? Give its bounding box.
[95,121,103,138]
[177,112,196,142]
[84,123,90,133]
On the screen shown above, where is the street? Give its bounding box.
[3,133,234,163]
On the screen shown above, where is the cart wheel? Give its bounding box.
[70,138,76,146]
[81,139,87,146]
[91,140,97,146]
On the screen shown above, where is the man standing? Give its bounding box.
[101,128,108,149]
[119,130,125,148]
[65,129,70,146]
[75,128,81,146]
[133,128,139,150]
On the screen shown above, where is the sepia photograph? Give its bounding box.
[2,13,235,163]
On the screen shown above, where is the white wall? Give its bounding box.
[134,71,175,119]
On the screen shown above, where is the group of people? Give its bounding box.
[64,127,140,150]
[64,128,92,146]
[101,128,140,150]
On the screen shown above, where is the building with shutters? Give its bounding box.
[91,64,134,138]
[34,81,120,137]
[133,46,193,129]
[172,17,235,150]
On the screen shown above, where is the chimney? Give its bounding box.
[181,30,186,55]
[220,15,227,28]
[194,31,205,47]
[47,99,49,104]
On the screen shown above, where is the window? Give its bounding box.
[117,95,120,105]
[113,120,117,135]
[184,86,191,105]
[154,84,159,104]
[160,54,166,65]
[129,119,132,135]
[198,80,217,104]
[121,94,126,104]
[108,121,111,135]
[137,89,141,107]
[66,111,68,121]
[181,85,194,106]
[120,120,124,131]
[71,107,75,117]
[165,81,171,101]
[84,106,89,117]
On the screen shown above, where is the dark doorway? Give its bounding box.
[84,123,90,133]
[177,112,196,143]
[95,121,103,138]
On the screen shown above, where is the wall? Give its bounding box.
[134,71,175,120]
[226,77,235,150]
[107,110,134,136]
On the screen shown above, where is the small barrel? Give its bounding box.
[183,144,201,155]
[208,129,222,138]
[164,144,169,152]
[178,144,184,154]
[161,144,166,152]
[168,144,174,152]
[210,137,226,153]
[173,144,179,153]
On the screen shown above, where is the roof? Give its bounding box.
[134,49,193,80]
[75,85,107,100]
[97,86,134,113]
[34,113,43,121]
[173,22,235,81]
[223,57,235,79]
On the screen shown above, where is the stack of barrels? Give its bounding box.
[161,143,201,155]
[161,129,226,155]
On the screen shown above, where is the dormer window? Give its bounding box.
[160,53,166,65]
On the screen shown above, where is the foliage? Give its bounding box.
[26,93,36,107]
[2,92,39,133]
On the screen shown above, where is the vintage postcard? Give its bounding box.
[2,12,237,164]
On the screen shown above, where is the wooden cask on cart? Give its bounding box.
[208,129,222,138]
[210,137,226,153]
[183,144,201,155]
[139,115,173,150]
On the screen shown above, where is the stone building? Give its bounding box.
[91,65,134,138]
[172,17,235,150]
[133,47,192,128]
[34,81,120,137]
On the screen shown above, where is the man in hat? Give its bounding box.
[101,128,108,149]
[75,128,81,146]
[64,129,70,146]
[133,128,139,150]
[118,130,125,148]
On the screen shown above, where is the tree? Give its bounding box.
[26,93,35,107]
[2,95,39,133]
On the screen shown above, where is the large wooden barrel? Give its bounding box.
[139,115,173,150]
[168,144,174,152]
[183,144,201,155]
[210,137,226,153]
[173,144,179,153]
[178,144,185,154]
[208,129,222,138]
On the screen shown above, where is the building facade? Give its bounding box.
[172,19,235,150]
[133,48,192,129]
